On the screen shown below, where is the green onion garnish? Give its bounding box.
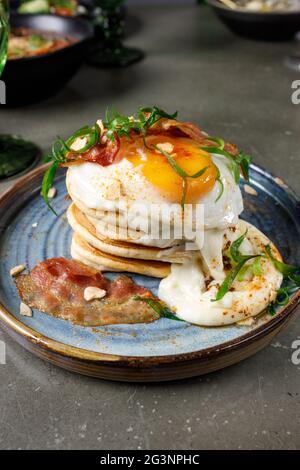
[215,167,224,203]
[213,255,261,302]
[237,256,263,282]
[153,144,209,179]
[268,281,300,315]
[66,125,100,154]
[230,230,248,263]
[139,106,178,130]
[265,244,299,276]
[275,288,290,306]
[41,123,101,211]
[41,106,250,215]
[153,144,209,208]
[133,296,185,322]
[199,141,251,185]
[104,106,177,141]
[265,245,300,315]
[252,257,263,276]
[289,273,300,286]
[41,161,60,215]
[213,231,262,301]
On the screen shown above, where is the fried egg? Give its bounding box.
[66,135,243,233]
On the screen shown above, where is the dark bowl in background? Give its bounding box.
[2,14,94,106]
[10,0,93,11]
[208,0,300,41]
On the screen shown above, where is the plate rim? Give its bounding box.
[0,163,299,367]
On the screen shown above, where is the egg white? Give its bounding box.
[66,153,243,234]
[158,220,283,326]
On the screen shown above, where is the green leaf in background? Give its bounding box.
[0,135,39,179]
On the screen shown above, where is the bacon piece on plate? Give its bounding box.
[15,258,159,326]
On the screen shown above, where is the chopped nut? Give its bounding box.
[84,286,106,302]
[274,176,286,187]
[70,136,87,151]
[47,187,57,199]
[244,184,258,196]
[20,302,32,317]
[10,264,26,277]
[155,142,174,154]
[96,119,105,136]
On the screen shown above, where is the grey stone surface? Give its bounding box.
[0,4,299,450]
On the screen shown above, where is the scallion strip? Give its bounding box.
[66,124,100,154]
[213,255,261,302]
[41,161,59,215]
[265,244,298,276]
[230,230,248,263]
[133,296,185,322]
[153,145,209,178]
[215,167,224,203]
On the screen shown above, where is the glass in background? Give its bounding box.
[88,0,143,67]
[0,0,9,76]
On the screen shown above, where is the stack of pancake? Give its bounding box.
[66,180,191,279]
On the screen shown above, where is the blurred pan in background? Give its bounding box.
[2,13,93,106]
[208,0,300,41]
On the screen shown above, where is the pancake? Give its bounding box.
[71,233,171,278]
[66,179,184,249]
[67,203,191,264]
[86,213,181,247]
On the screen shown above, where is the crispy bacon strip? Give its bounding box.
[66,134,121,167]
[149,118,239,156]
[15,258,159,326]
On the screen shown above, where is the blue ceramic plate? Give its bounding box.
[0,164,299,381]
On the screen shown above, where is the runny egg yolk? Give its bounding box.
[123,135,218,204]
